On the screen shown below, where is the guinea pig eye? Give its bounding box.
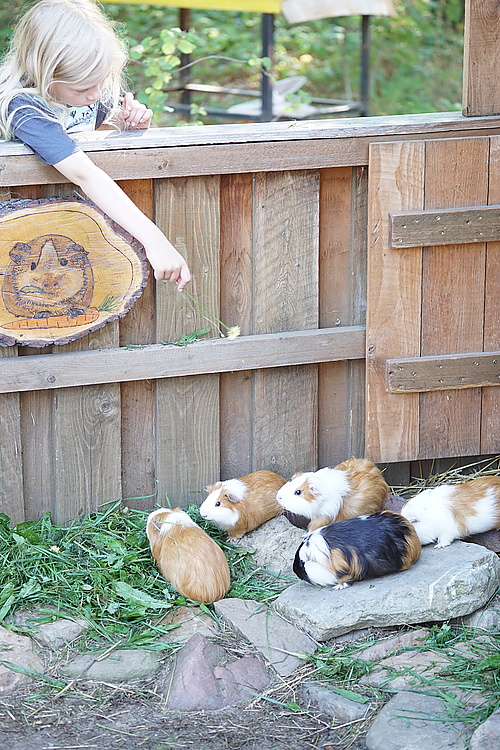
[59,258,68,266]
[215,501,221,507]
[30,262,36,271]
[294,489,302,496]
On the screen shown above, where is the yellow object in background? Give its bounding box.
[100,0,282,12]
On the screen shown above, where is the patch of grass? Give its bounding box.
[0,500,287,650]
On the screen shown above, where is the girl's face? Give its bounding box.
[50,77,106,107]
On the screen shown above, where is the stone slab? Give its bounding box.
[214,598,316,675]
[274,541,500,641]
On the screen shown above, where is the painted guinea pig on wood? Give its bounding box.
[2,235,93,319]
[146,507,231,603]
[400,476,500,548]
[276,457,389,531]
[293,511,421,589]
[199,470,286,538]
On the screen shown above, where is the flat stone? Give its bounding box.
[0,627,44,694]
[470,707,500,750]
[33,618,87,649]
[275,542,500,641]
[459,594,500,630]
[361,650,451,691]
[60,649,161,681]
[365,691,469,749]
[156,633,270,710]
[155,606,218,643]
[299,681,371,722]
[229,514,304,577]
[214,598,316,675]
[357,628,430,661]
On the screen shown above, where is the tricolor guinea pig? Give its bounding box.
[276,457,389,531]
[293,511,421,589]
[146,508,231,603]
[199,470,285,538]
[400,476,500,548]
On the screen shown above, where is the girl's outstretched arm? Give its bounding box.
[53,150,191,290]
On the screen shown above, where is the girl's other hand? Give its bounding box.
[121,92,153,129]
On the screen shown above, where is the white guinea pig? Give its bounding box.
[199,470,285,538]
[293,511,421,589]
[146,507,231,603]
[276,457,389,532]
[400,476,500,548]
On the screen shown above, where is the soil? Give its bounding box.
[0,636,374,750]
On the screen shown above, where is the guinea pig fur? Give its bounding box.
[400,476,500,548]
[293,511,421,589]
[276,457,389,532]
[199,470,285,538]
[146,507,231,603]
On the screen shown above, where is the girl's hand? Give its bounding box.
[145,242,192,292]
[121,92,153,129]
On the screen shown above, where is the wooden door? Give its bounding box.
[366,136,500,462]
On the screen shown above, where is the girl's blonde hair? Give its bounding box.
[0,0,127,139]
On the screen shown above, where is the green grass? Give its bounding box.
[0,500,289,650]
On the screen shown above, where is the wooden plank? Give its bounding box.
[0,327,365,394]
[419,137,489,459]
[366,141,425,462]
[389,205,500,248]
[219,173,254,479]
[386,351,500,392]
[0,348,23,523]
[154,176,220,506]
[253,170,319,477]
[482,136,500,453]
[463,0,500,116]
[117,179,157,507]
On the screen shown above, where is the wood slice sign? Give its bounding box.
[0,197,149,347]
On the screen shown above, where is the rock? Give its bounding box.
[365,691,469,749]
[229,514,304,576]
[361,650,451,691]
[459,594,500,630]
[214,598,316,675]
[33,618,87,649]
[60,649,161,681]
[156,633,270,710]
[299,681,371,723]
[357,628,430,661]
[274,542,500,641]
[154,605,218,643]
[0,627,44,694]
[470,707,500,750]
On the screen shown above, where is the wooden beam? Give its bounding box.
[389,205,500,248]
[0,325,365,394]
[386,351,500,392]
[463,0,500,116]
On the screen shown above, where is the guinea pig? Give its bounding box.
[2,235,94,319]
[199,470,286,538]
[276,457,389,532]
[146,507,231,604]
[400,476,500,548]
[293,511,421,589]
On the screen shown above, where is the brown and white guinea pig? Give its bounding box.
[146,507,231,604]
[293,511,421,590]
[199,470,286,538]
[276,457,389,532]
[400,476,500,548]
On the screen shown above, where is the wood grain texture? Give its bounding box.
[389,205,500,247]
[219,173,253,479]
[482,136,500,453]
[253,170,319,476]
[387,351,500,392]
[366,141,425,462]
[419,137,488,459]
[154,176,220,505]
[463,0,500,116]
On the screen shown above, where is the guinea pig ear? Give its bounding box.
[9,242,31,264]
[291,472,304,480]
[206,482,221,494]
[225,493,240,505]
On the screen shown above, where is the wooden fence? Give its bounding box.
[1,111,500,523]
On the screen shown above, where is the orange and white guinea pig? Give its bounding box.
[293,511,421,589]
[146,508,231,604]
[276,457,389,532]
[199,470,285,538]
[400,476,500,548]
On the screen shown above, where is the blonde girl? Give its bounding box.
[0,0,191,290]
